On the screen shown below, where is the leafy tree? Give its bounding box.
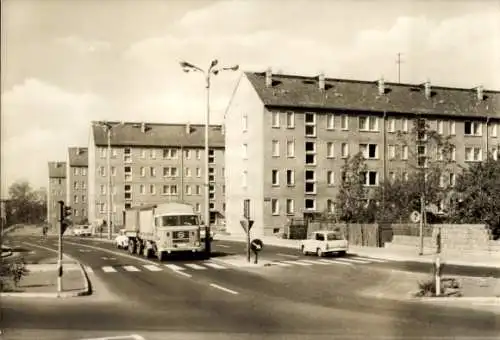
[374,118,456,223]
[5,181,47,226]
[335,152,375,223]
[447,156,500,239]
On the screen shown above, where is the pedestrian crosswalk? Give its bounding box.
[83,256,389,275]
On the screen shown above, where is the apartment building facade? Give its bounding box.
[88,122,225,228]
[66,147,89,224]
[47,162,67,228]
[225,70,500,237]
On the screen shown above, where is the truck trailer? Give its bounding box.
[124,202,207,261]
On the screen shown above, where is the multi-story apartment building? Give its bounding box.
[47,161,67,229]
[66,147,89,224]
[88,121,225,228]
[225,70,500,237]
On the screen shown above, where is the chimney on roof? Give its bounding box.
[141,122,146,133]
[318,73,325,91]
[265,67,272,87]
[424,80,431,99]
[378,77,385,96]
[476,85,484,101]
[186,123,191,134]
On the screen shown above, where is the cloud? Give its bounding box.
[1,79,110,195]
[54,35,111,54]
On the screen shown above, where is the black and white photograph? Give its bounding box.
[1,0,499,339]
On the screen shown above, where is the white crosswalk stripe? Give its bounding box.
[184,263,206,270]
[282,260,311,266]
[318,259,354,266]
[357,257,387,263]
[299,259,327,265]
[144,264,162,271]
[102,266,117,273]
[272,261,293,267]
[164,264,185,271]
[336,258,371,264]
[123,265,140,272]
[204,262,227,269]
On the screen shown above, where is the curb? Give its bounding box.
[411,296,500,303]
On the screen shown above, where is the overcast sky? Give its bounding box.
[1,0,499,197]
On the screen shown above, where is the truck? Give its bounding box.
[124,202,207,261]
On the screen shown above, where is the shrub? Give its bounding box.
[0,257,29,291]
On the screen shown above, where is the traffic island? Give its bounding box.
[0,261,91,298]
[211,255,274,268]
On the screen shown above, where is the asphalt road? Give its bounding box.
[1,235,499,340]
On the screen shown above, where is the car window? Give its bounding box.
[315,233,325,241]
[327,233,341,241]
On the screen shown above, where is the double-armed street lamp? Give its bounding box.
[179,59,239,255]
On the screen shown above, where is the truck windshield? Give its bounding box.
[159,215,199,227]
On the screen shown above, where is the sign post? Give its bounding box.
[240,219,254,263]
[250,239,264,264]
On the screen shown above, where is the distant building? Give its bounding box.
[47,162,67,228]
[66,147,89,224]
[225,70,500,237]
[87,121,225,228]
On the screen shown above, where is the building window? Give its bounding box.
[437,146,444,161]
[209,203,215,210]
[242,171,248,188]
[98,166,106,177]
[185,185,192,195]
[74,209,79,217]
[286,199,294,215]
[82,181,87,189]
[388,145,396,160]
[271,112,280,128]
[82,168,87,176]
[196,149,201,160]
[208,149,215,163]
[465,147,482,162]
[73,168,79,176]
[185,149,191,159]
[149,184,156,194]
[222,167,225,177]
[100,185,106,195]
[450,145,456,161]
[110,166,116,176]
[82,208,86,217]
[387,118,395,133]
[140,184,145,195]
[417,145,427,167]
[449,121,456,135]
[389,172,396,182]
[73,195,78,203]
[140,167,146,177]
[286,170,295,186]
[147,149,155,159]
[111,148,118,158]
[439,175,446,188]
[437,120,444,135]
[286,140,295,157]
[492,147,498,160]
[464,121,482,136]
[196,168,201,177]
[150,167,156,177]
[327,142,334,158]
[286,112,294,128]
[272,140,280,157]
[222,185,226,194]
[361,171,379,186]
[341,143,349,158]
[358,116,378,131]
[242,114,248,132]
[305,170,316,194]
[123,148,131,163]
[82,195,86,203]
[73,181,79,190]
[195,185,201,195]
[195,203,201,212]
[360,144,378,159]
[327,171,334,186]
[185,168,192,177]
[402,118,409,132]
[341,115,349,130]
[140,149,146,159]
[305,141,316,165]
[162,185,178,195]
[449,173,456,187]
[327,199,335,214]
[99,148,106,158]
[271,169,279,186]
[271,199,279,215]
[492,123,498,138]
[403,172,409,181]
[305,199,316,211]
[327,114,335,130]
[305,125,316,137]
[222,203,226,211]
[125,203,131,209]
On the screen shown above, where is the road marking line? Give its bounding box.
[356,257,387,263]
[84,266,94,273]
[215,244,230,248]
[204,262,227,269]
[175,270,192,278]
[79,334,147,340]
[281,260,311,266]
[318,259,354,266]
[164,264,185,271]
[277,253,299,258]
[337,258,371,264]
[210,283,239,295]
[143,264,162,271]
[271,261,293,267]
[102,266,117,273]
[185,263,206,270]
[301,259,329,265]
[123,265,140,272]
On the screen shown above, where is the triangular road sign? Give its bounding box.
[240,219,254,234]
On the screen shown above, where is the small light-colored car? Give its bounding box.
[72,225,92,237]
[300,230,348,257]
[114,229,129,249]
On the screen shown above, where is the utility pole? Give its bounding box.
[396,52,403,83]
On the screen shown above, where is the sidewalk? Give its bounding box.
[214,234,500,269]
[1,259,91,299]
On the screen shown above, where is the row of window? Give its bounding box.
[96,202,224,214]
[73,181,87,190]
[269,198,326,215]
[98,147,216,162]
[99,184,226,197]
[263,111,499,138]
[73,195,87,204]
[72,168,87,176]
[97,166,224,179]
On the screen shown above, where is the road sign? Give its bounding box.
[239,219,254,234]
[250,238,263,252]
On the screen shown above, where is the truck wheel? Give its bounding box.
[136,243,143,256]
[128,240,136,254]
[316,248,323,257]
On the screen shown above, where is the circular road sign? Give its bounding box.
[250,239,264,252]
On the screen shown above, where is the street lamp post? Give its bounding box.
[180,59,239,256]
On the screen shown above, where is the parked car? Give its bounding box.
[114,229,129,249]
[72,225,92,237]
[300,230,348,257]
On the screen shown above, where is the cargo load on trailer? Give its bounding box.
[123,202,207,261]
